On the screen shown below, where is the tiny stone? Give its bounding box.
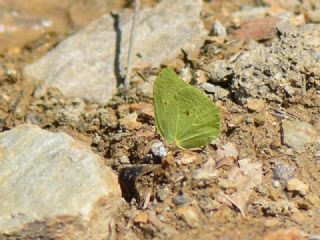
[254,115,265,126]
[180,67,192,83]
[137,81,153,98]
[133,211,148,224]
[205,60,233,83]
[173,194,188,206]
[287,178,309,196]
[256,185,268,196]
[201,82,216,93]
[199,198,220,212]
[176,206,199,228]
[201,83,229,100]
[150,141,167,157]
[246,117,254,124]
[211,20,227,37]
[272,180,281,188]
[246,99,266,112]
[157,186,170,202]
[273,162,296,181]
[92,134,102,144]
[119,155,130,164]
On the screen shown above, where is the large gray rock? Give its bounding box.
[23,0,205,104]
[0,125,121,239]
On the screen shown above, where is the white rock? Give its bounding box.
[150,141,167,157]
[0,124,121,239]
[212,20,227,37]
[23,0,205,104]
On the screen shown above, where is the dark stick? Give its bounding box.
[124,0,140,100]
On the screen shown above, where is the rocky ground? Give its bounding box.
[0,0,320,239]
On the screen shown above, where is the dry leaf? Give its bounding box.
[193,155,217,179]
[216,142,238,168]
[223,158,262,216]
[177,151,200,165]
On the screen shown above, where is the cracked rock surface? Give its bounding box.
[0,124,121,239]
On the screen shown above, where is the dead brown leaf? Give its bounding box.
[223,158,262,217]
[215,142,238,168]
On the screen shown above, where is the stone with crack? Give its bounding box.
[0,124,121,239]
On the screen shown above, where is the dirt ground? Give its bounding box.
[0,0,320,239]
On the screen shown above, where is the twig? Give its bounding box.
[124,0,140,100]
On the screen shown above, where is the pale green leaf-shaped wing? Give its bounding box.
[165,87,220,149]
[153,67,188,145]
[153,67,220,149]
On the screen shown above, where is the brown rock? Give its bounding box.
[287,178,309,196]
[134,211,149,224]
[246,99,266,112]
[119,112,142,130]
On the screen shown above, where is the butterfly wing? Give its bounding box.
[166,87,220,149]
[153,67,220,149]
[153,67,188,145]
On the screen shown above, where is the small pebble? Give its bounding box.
[211,20,227,37]
[287,178,309,196]
[176,206,199,228]
[173,194,188,206]
[246,99,266,112]
[272,180,281,188]
[157,186,170,202]
[134,211,149,224]
[150,141,167,157]
[273,162,296,181]
[119,156,130,164]
[254,115,265,126]
[199,198,220,212]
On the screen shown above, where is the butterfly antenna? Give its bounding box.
[124,0,140,101]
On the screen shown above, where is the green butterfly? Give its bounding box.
[153,67,220,149]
